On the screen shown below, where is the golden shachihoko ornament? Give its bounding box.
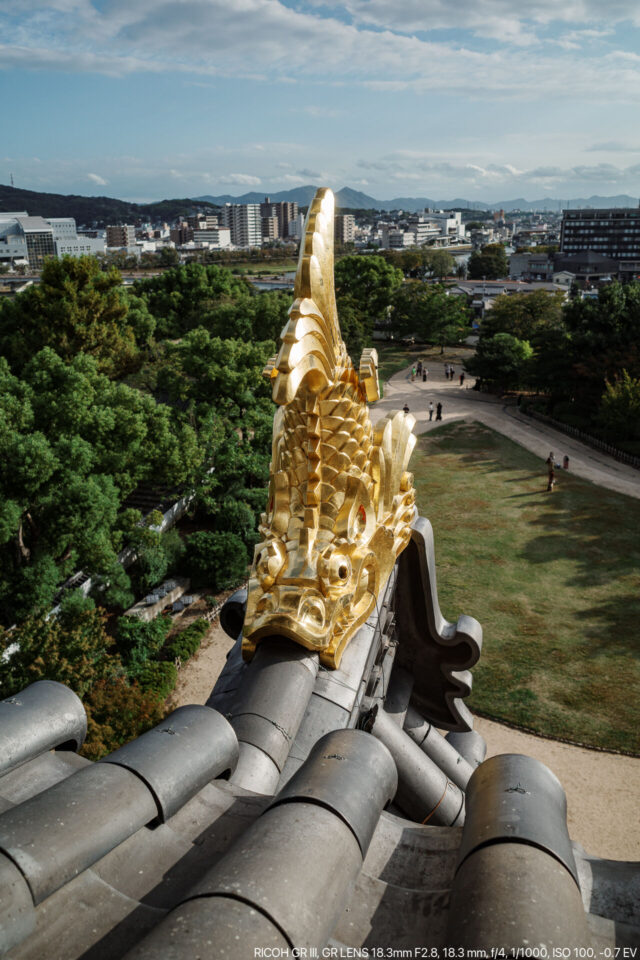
[243,188,416,669]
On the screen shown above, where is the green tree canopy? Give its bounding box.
[334,255,403,358]
[480,290,566,341]
[0,256,143,377]
[392,283,471,350]
[468,243,509,280]
[424,249,456,279]
[465,332,533,391]
[597,370,640,442]
[0,349,201,623]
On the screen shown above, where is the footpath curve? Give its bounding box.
[373,360,640,500]
[369,357,640,859]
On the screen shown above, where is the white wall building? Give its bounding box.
[194,227,231,249]
[0,212,104,267]
[220,204,262,247]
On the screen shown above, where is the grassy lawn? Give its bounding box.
[230,260,298,276]
[411,421,640,754]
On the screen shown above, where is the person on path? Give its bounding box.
[459,371,465,386]
[449,366,455,381]
[411,366,416,382]
[403,403,410,415]
[417,360,422,376]
[422,368,427,382]
[563,455,570,470]
[444,363,450,379]
[436,401,443,421]
[429,401,434,420]
[546,452,555,491]
[547,465,556,492]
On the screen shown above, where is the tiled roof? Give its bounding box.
[0,519,638,957]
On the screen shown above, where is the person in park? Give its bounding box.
[459,371,465,386]
[429,401,434,420]
[546,452,556,491]
[436,401,443,421]
[403,403,410,415]
[423,368,427,382]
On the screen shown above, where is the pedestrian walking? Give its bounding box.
[444,363,450,379]
[459,372,465,386]
[417,360,422,376]
[403,403,410,415]
[449,366,455,381]
[436,401,442,421]
[422,369,427,382]
[411,366,416,382]
[547,465,556,492]
[429,401,434,420]
[563,455,570,470]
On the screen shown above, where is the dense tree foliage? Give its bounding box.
[334,255,403,355]
[391,283,471,349]
[480,290,565,341]
[0,257,149,377]
[133,263,289,341]
[467,243,509,280]
[465,333,533,391]
[0,349,200,623]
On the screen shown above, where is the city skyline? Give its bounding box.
[2,0,640,202]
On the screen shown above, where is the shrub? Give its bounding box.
[133,660,178,699]
[128,528,186,595]
[81,676,165,761]
[212,499,259,550]
[116,614,172,673]
[167,618,209,662]
[0,608,113,699]
[183,531,248,591]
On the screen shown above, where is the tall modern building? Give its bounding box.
[560,207,640,279]
[220,204,262,247]
[259,198,299,241]
[334,214,355,245]
[106,225,136,248]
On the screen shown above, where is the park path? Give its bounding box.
[374,360,640,499]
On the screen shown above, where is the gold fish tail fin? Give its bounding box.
[269,189,350,406]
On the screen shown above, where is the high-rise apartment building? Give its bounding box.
[261,217,279,241]
[334,214,355,245]
[276,201,299,240]
[106,225,136,248]
[220,204,262,247]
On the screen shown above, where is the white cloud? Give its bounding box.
[87,172,108,185]
[218,173,262,186]
[1,1,639,103]
[586,141,640,152]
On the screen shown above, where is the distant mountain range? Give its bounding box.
[1,182,638,225]
[195,186,640,213]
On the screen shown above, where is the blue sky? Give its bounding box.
[2,0,640,203]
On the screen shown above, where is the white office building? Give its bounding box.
[220,204,262,247]
[0,212,105,268]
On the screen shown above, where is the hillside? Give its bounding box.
[0,185,220,227]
